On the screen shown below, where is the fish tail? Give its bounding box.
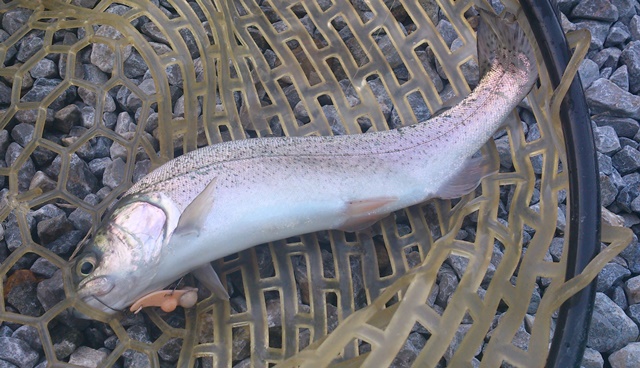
[476,8,537,86]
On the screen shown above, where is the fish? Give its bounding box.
[73,8,538,317]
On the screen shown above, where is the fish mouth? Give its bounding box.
[78,275,115,296]
[74,295,123,319]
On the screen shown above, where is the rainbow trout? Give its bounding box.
[74,9,537,316]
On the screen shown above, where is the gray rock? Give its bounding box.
[123,50,147,78]
[621,41,640,94]
[16,34,43,62]
[594,125,621,155]
[115,112,135,135]
[14,109,53,126]
[132,159,151,183]
[88,157,111,178]
[624,275,640,304]
[126,79,156,111]
[611,0,636,23]
[0,130,9,157]
[78,88,115,112]
[71,0,99,8]
[320,105,345,135]
[0,29,17,63]
[610,65,629,92]
[126,325,151,343]
[29,58,58,79]
[630,15,640,40]
[629,194,640,213]
[68,207,92,234]
[579,58,601,89]
[7,279,43,317]
[436,265,458,307]
[596,262,631,292]
[21,78,76,111]
[81,63,109,85]
[44,154,99,199]
[612,286,628,310]
[628,303,640,325]
[619,236,640,273]
[36,270,65,311]
[608,342,640,368]
[581,347,604,368]
[4,212,35,252]
[90,25,130,73]
[11,325,41,353]
[587,292,638,353]
[601,66,613,79]
[11,123,35,148]
[0,82,12,105]
[173,95,202,118]
[50,325,84,360]
[601,174,619,206]
[596,152,613,175]
[612,146,640,174]
[436,19,457,47]
[618,178,640,212]
[158,337,182,362]
[621,136,640,150]
[68,347,107,368]
[592,47,622,69]
[0,325,12,338]
[141,21,169,44]
[391,332,427,367]
[165,63,183,86]
[2,8,33,35]
[6,142,36,192]
[53,104,82,134]
[103,157,126,189]
[0,337,39,368]
[571,0,619,22]
[585,79,640,119]
[30,257,58,278]
[605,22,631,47]
[36,214,74,245]
[558,0,580,14]
[44,230,83,255]
[102,112,117,130]
[575,20,613,50]
[452,38,479,87]
[79,105,96,128]
[123,350,151,368]
[594,116,639,139]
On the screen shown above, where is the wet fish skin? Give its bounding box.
[73,9,538,316]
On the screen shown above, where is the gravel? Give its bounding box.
[1,1,640,367]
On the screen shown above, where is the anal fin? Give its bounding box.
[338,197,398,232]
[192,263,230,300]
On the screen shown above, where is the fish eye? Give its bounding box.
[77,256,96,277]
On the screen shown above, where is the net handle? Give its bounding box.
[519,1,601,367]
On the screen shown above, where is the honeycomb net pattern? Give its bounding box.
[0,0,632,367]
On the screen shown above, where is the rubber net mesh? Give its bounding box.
[0,0,633,367]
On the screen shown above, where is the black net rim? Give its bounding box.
[519,1,601,366]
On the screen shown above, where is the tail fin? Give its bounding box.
[477,8,537,85]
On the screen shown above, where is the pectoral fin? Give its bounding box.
[174,177,217,238]
[192,263,230,300]
[339,197,398,232]
[436,155,497,199]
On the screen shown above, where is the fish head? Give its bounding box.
[73,196,177,317]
